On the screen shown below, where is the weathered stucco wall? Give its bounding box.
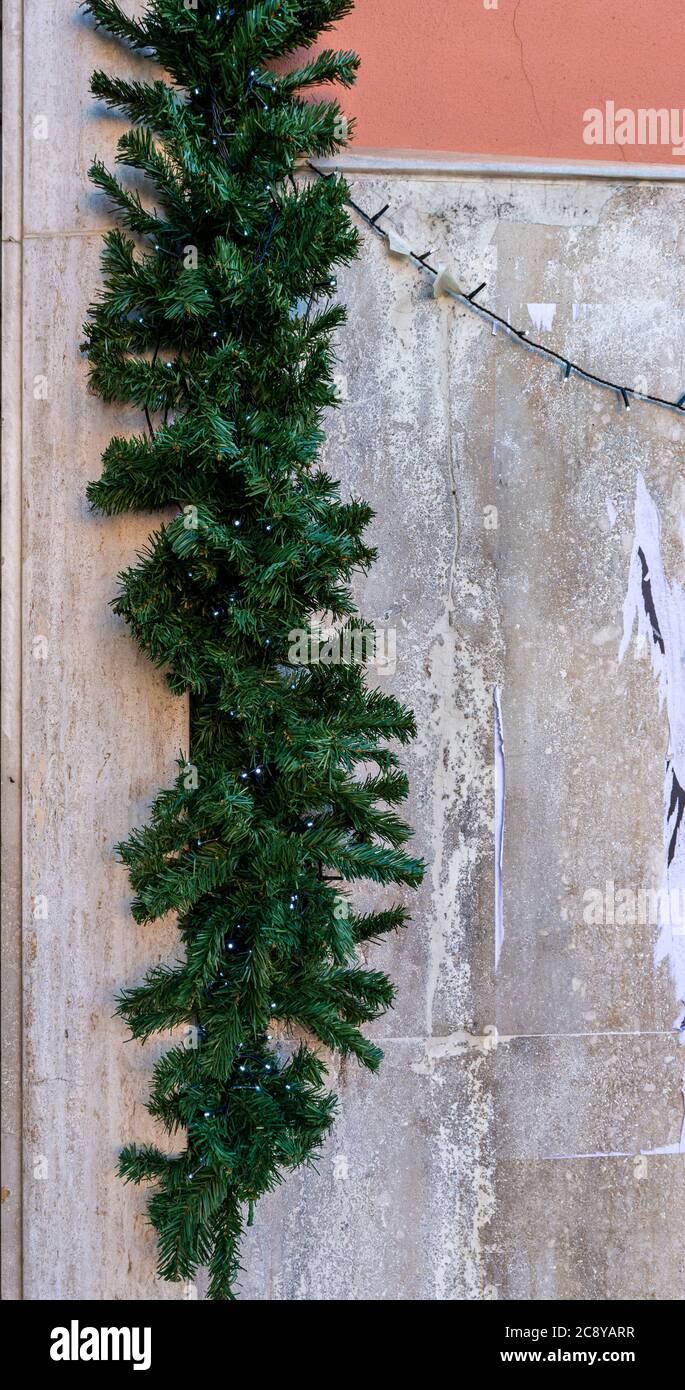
[2,1,684,1300]
[239,173,685,1300]
[315,0,685,166]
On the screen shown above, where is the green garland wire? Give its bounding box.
[83,0,423,1300]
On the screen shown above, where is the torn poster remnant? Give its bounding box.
[619,471,685,1152]
[526,303,557,333]
[494,685,506,970]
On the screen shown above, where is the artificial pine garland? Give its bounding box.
[83,0,423,1299]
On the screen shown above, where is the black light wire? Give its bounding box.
[308,161,685,417]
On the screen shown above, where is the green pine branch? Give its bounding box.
[84,0,424,1299]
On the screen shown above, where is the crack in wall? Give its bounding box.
[541,1147,682,1161]
[666,770,685,869]
[512,0,547,138]
[637,546,666,654]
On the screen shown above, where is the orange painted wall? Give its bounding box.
[317,0,685,164]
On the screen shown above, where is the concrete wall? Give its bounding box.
[239,171,685,1300]
[2,1,684,1300]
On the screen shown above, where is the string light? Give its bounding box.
[467,282,486,303]
[307,163,684,416]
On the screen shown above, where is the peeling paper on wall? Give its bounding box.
[493,686,506,970]
[385,226,413,258]
[526,303,556,333]
[433,263,462,298]
[619,471,685,1152]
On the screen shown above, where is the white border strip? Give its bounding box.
[313,147,685,182]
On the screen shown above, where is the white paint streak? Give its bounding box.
[605,495,618,529]
[619,470,685,1153]
[411,1027,499,1077]
[542,1149,683,1160]
[543,1151,632,1160]
[526,302,556,333]
[420,313,493,1040]
[494,685,506,970]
